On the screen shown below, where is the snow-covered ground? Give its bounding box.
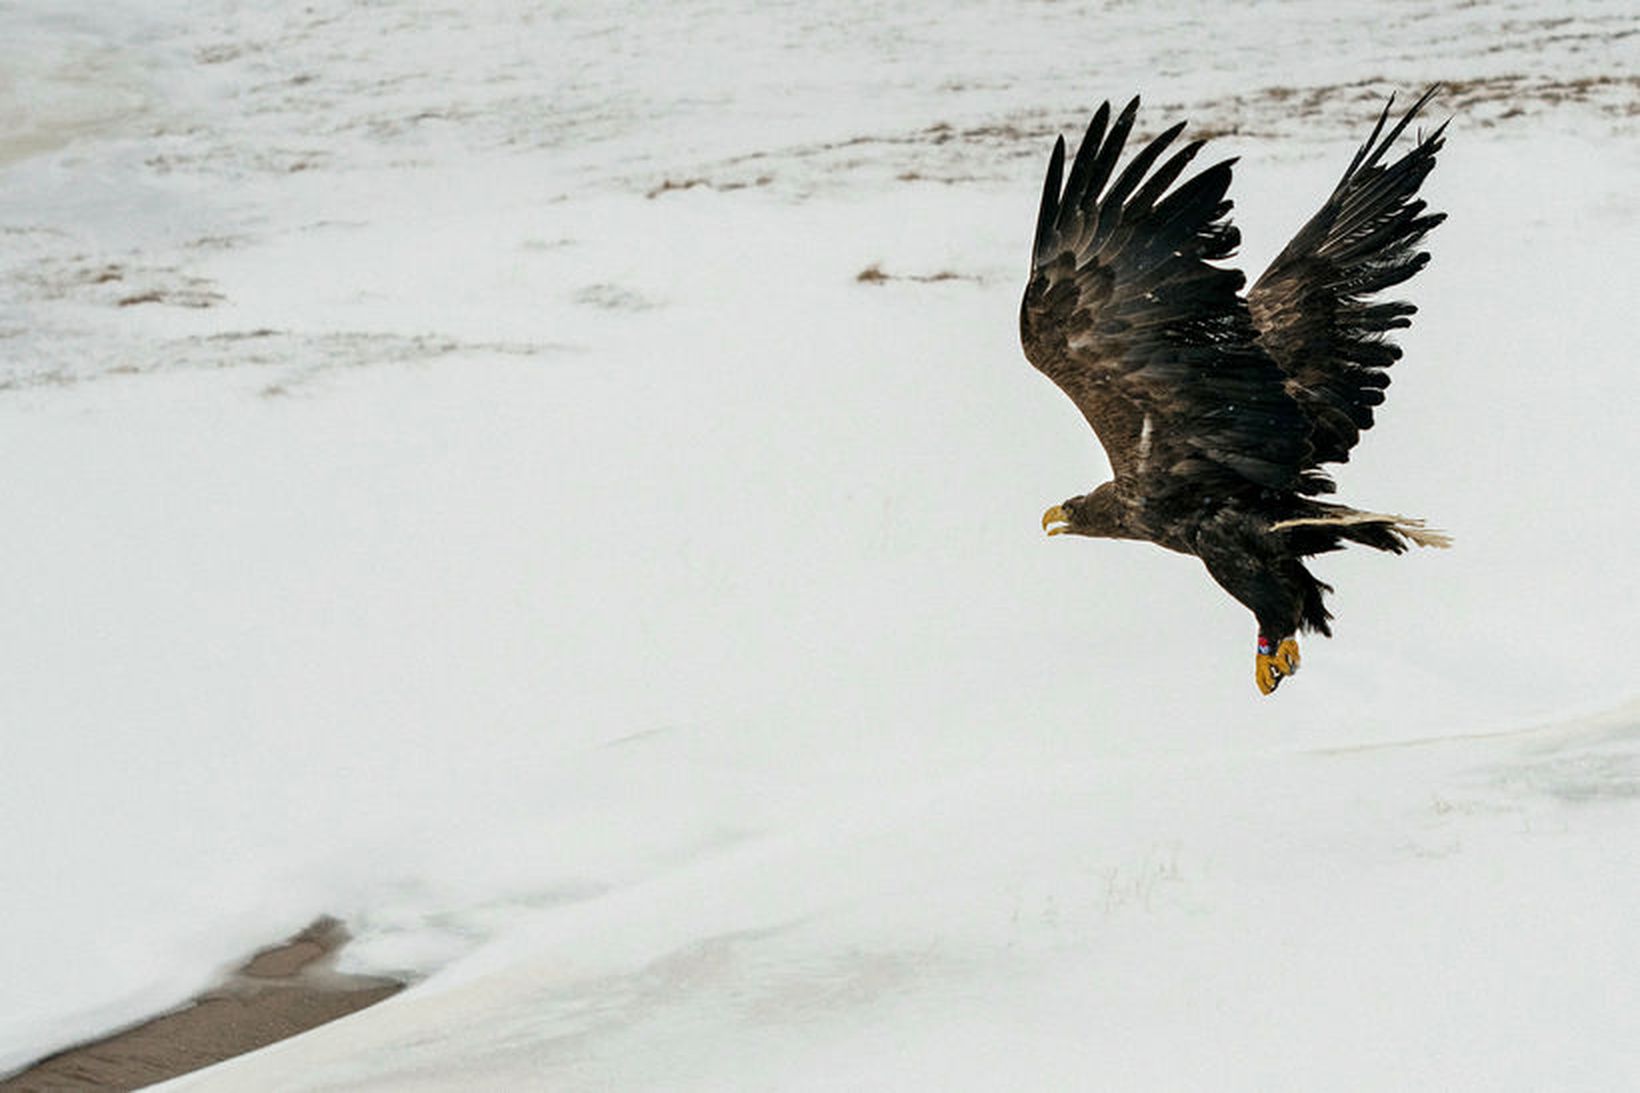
[2,1,1637,1088]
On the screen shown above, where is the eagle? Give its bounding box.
[1021,89,1450,694]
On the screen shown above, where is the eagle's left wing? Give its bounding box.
[1248,88,1447,467]
[1021,98,1323,502]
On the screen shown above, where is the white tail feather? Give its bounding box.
[1271,509,1452,548]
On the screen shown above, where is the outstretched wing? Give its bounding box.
[1248,87,1448,467]
[1020,98,1321,504]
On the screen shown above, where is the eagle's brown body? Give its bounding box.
[1021,90,1450,693]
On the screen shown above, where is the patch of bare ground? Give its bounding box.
[648,60,1634,200]
[855,263,980,286]
[572,283,658,311]
[8,258,226,309]
[645,173,775,199]
[0,328,583,395]
[1197,73,1640,134]
[116,286,225,309]
[0,917,403,1092]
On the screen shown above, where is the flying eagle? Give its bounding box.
[1022,89,1450,694]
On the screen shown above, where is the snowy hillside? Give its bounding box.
[2,1,1637,1088]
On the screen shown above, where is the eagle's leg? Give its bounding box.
[1255,635,1301,695]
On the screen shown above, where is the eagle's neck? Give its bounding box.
[1078,482,1146,539]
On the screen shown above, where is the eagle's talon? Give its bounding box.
[1255,637,1301,695]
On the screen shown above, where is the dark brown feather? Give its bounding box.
[1017,91,1448,651]
[1020,99,1317,505]
[1248,87,1447,466]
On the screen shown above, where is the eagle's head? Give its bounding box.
[1041,482,1126,539]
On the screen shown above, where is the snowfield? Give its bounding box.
[2,1,1637,1088]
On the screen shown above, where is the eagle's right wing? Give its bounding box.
[1247,88,1447,467]
[1021,98,1321,502]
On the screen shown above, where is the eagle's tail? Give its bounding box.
[1273,506,1452,554]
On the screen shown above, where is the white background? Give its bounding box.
[2,1,1636,1088]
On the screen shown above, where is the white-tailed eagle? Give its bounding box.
[1022,89,1450,693]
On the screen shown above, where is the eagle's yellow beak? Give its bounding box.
[1042,505,1069,536]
